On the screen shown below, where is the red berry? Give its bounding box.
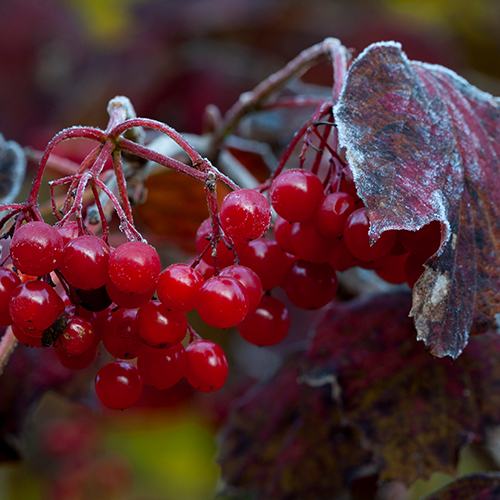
[156,263,204,313]
[137,300,187,348]
[314,191,356,238]
[374,253,409,284]
[281,260,338,310]
[60,235,111,290]
[273,215,294,254]
[54,344,97,370]
[137,343,187,390]
[102,308,142,359]
[108,241,161,294]
[9,280,61,331]
[269,169,323,222]
[196,276,249,329]
[185,340,228,392]
[219,189,271,242]
[237,295,290,346]
[10,221,64,276]
[239,237,290,291]
[398,220,442,258]
[343,208,396,262]
[328,239,364,272]
[195,218,247,268]
[57,316,96,356]
[56,221,79,246]
[95,361,143,410]
[405,252,428,289]
[219,265,262,312]
[290,218,340,263]
[0,267,21,326]
[11,324,43,347]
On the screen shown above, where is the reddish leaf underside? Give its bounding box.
[304,292,500,484]
[334,41,500,358]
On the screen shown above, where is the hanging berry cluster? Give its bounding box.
[0,40,445,410]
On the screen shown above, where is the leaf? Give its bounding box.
[423,472,500,500]
[304,292,500,485]
[217,356,374,500]
[333,41,500,358]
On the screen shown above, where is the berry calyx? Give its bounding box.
[185,340,228,392]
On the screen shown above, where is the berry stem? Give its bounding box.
[188,324,202,342]
[112,150,134,226]
[110,118,201,165]
[26,126,106,206]
[0,327,17,377]
[220,38,347,139]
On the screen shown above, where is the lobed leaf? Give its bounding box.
[304,292,500,484]
[334,42,500,358]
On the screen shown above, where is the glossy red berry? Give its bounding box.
[185,340,228,392]
[195,218,247,268]
[273,215,294,254]
[239,237,290,291]
[237,295,290,346]
[343,208,396,262]
[9,280,61,331]
[156,263,204,313]
[60,235,111,290]
[219,188,271,242]
[95,361,143,410]
[290,218,340,263]
[56,221,79,246]
[314,191,356,238]
[137,343,187,390]
[0,267,21,326]
[57,316,95,355]
[219,265,262,312]
[54,344,97,370]
[108,241,161,294]
[10,221,64,276]
[281,260,338,310]
[11,324,43,347]
[398,220,442,258]
[269,169,323,222]
[102,308,142,359]
[137,300,187,348]
[195,276,249,329]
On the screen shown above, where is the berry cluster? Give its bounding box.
[0,94,442,412]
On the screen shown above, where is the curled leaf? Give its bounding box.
[334,42,500,358]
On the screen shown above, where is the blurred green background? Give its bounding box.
[1,0,500,498]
